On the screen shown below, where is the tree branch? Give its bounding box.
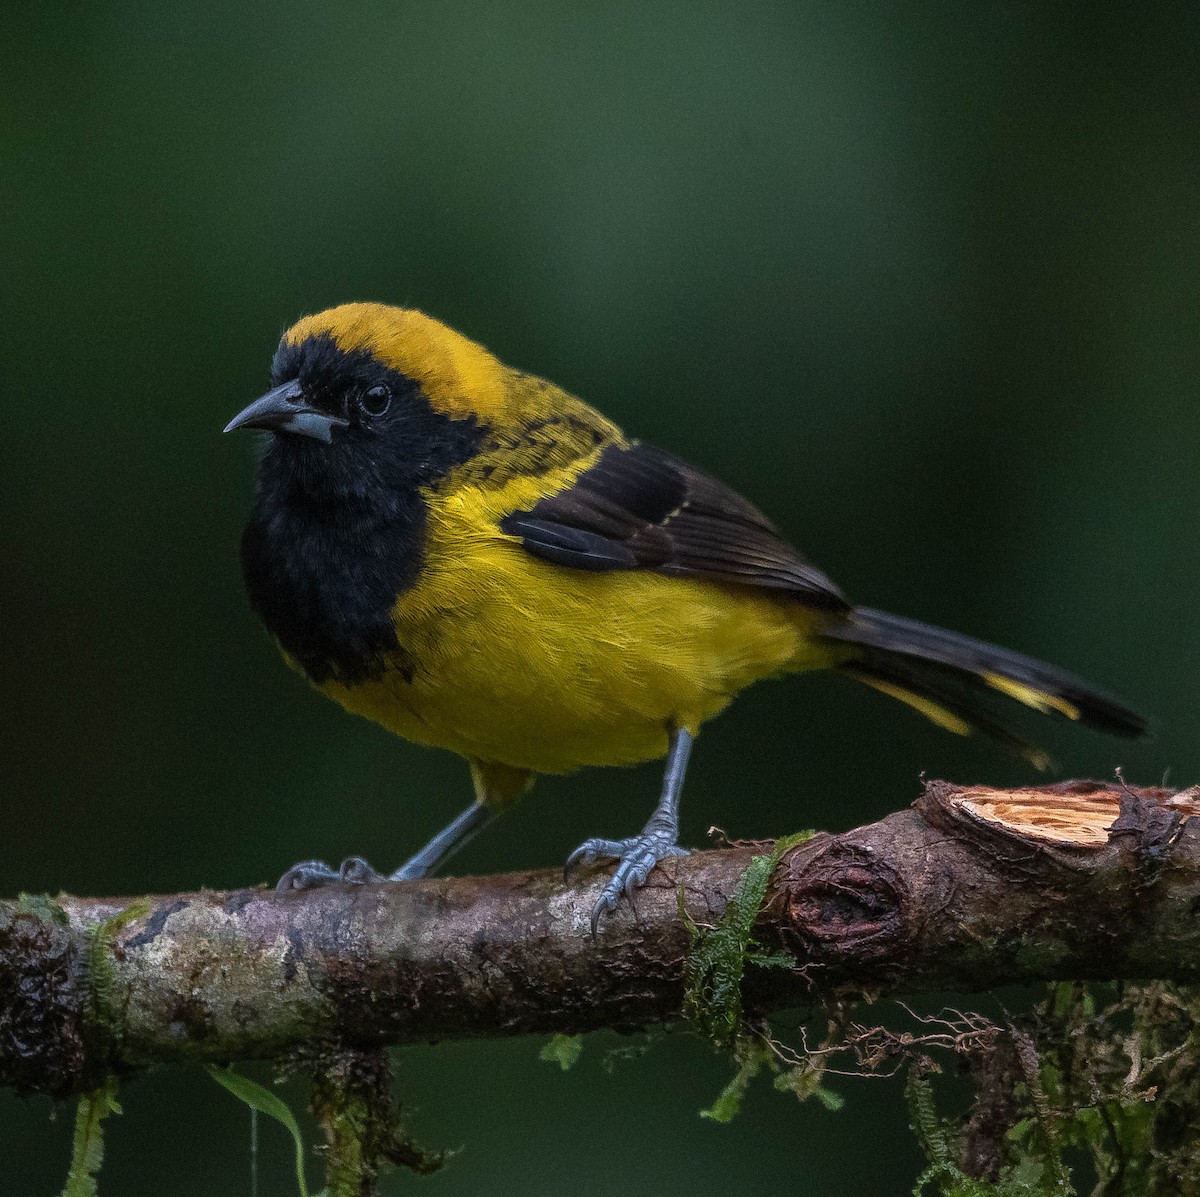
[3,779,1198,1099]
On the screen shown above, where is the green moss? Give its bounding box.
[774,1063,844,1112]
[906,1071,1066,1197]
[700,1039,774,1123]
[309,1048,446,1196]
[681,832,842,1123]
[59,1076,121,1197]
[86,899,151,1040]
[539,1034,583,1071]
[319,1092,369,1197]
[16,893,70,926]
[682,830,812,1046]
[904,981,1200,1194]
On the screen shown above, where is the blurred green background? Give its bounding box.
[2,1,1195,1193]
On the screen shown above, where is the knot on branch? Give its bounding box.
[768,842,908,961]
[1109,788,1192,882]
[0,900,87,1097]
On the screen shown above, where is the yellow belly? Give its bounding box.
[315,503,834,775]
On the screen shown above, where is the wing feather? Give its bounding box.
[499,442,848,610]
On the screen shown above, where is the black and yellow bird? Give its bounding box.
[226,303,1146,928]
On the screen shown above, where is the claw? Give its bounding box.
[564,831,690,932]
[275,859,340,894]
[274,855,384,894]
[338,855,385,883]
[589,891,616,936]
[564,837,625,880]
[622,863,645,901]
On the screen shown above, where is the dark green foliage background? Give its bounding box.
[1,2,1195,1193]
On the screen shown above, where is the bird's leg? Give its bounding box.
[274,760,532,894]
[274,803,494,893]
[565,726,694,932]
[388,802,496,879]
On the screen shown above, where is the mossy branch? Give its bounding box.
[2,779,1199,1100]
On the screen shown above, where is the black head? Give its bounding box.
[228,314,492,684]
[227,331,486,502]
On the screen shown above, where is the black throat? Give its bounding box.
[239,336,486,685]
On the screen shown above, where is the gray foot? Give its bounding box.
[565,831,689,933]
[274,855,385,894]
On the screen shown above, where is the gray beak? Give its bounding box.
[223,380,349,443]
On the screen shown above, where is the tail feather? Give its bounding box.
[825,607,1146,759]
[841,661,1055,770]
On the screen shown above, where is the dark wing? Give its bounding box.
[499,441,849,611]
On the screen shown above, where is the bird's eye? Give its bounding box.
[359,384,392,418]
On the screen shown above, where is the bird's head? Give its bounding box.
[225,303,508,489]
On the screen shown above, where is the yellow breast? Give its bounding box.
[316,459,834,774]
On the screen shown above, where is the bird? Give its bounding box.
[225,302,1147,930]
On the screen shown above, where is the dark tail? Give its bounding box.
[822,607,1147,769]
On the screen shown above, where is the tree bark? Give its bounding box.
[2,778,1198,1099]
